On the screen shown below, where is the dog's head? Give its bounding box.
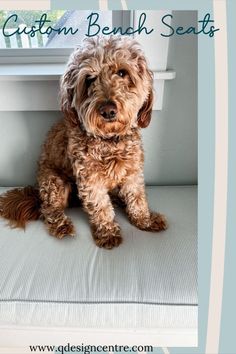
[60,36,153,138]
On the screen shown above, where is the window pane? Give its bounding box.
[0,10,112,49]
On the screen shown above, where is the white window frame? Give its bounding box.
[0,11,130,64]
[0,10,176,111]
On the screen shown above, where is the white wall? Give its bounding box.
[143,11,197,185]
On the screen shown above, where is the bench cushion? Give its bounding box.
[0,186,197,329]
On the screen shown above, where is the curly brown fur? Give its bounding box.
[0,36,167,248]
[0,186,40,228]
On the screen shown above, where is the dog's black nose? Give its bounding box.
[99,101,117,120]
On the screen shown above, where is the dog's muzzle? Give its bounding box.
[98,101,117,121]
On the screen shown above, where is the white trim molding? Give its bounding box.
[205,1,229,353]
[0,1,50,10]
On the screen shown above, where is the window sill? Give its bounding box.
[0,63,175,81]
[0,63,176,111]
[0,64,67,81]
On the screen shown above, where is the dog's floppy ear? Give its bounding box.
[137,89,154,128]
[136,54,154,128]
[60,68,78,127]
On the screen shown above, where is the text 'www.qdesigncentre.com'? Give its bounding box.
[29,343,154,354]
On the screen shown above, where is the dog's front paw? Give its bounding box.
[147,212,168,232]
[47,217,76,239]
[131,212,168,232]
[92,222,122,249]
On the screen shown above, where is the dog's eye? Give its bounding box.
[117,69,127,78]
[85,76,96,87]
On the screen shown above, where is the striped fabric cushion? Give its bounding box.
[0,186,197,328]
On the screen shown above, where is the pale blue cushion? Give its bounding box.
[0,186,197,328]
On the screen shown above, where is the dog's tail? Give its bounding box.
[0,186,41,228]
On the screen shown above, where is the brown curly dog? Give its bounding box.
[0,36,167,249]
